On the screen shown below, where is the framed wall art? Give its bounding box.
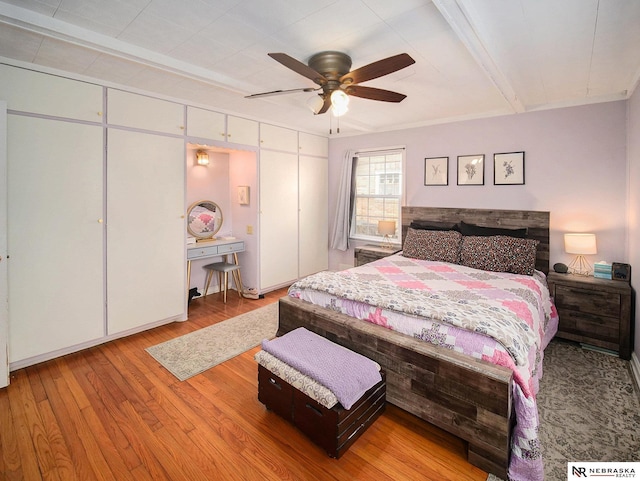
[237,185,250,205]
[424,156,448,185]
[494,151,525,185]
[457,154,484,185]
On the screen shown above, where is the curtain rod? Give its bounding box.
[355,147,405,155]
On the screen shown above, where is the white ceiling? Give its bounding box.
[1,0,639,137]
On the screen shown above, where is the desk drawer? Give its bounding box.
[187,245,218,259]
[217,242,244,254]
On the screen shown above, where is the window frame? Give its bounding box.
[349,147,406,245]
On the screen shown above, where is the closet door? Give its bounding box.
[259,150,299,289]
[0,103,8,386]
[107,130,185,335]
[299,154,328,277]
[7,115,104,363]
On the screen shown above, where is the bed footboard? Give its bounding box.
[278,296,513,479]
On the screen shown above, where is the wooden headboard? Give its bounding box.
[401,206,550,274]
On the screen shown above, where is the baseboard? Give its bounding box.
[631,352,640,392]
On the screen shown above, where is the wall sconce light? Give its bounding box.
[564,233,597,275]
[196,150,210,166]
[378,220,396,249]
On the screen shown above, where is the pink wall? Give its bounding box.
[328,101,629,273]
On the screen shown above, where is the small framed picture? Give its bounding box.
[237,185,249,205]
[457,155,484,185]
[424,157,448,185]
[494,151,525,185]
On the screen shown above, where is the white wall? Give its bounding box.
[328,101,629,273]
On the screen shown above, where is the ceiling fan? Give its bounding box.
[245,51,415,115]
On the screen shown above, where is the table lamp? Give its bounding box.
[564,233,597,275]
[378,220,396,249]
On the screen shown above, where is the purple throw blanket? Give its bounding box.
[261,328,382,409]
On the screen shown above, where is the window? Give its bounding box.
[350,148,404,243]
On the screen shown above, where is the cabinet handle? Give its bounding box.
[98,219,104,223]
[97,111,103,116]
[179,126,185,130]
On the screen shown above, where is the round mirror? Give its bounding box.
[187,200,223,239]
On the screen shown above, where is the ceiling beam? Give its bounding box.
[432,0,525,113]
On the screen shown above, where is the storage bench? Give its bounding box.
[257,364,386,458]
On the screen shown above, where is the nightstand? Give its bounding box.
[547,272,634,360]
[354,244,401,266]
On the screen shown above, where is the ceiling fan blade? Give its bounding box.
[345,85,407,102]
[268,53,326,85]
[245,87,318,99]
[340,53,415,85]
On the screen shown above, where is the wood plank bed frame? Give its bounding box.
[278,207,550,478]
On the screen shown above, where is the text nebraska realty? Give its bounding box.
[573,466,636,478]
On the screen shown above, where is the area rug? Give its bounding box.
[488,340,640,481]
[146,303,278,381]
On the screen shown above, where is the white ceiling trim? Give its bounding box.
[432,0,525,113]
[0,2,251,96]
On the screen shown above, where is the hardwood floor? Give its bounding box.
[0,288,488,481]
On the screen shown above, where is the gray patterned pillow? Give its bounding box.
[402,228,462,264]
[460,235,539,275]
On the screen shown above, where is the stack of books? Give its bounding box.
[593,261,612,279]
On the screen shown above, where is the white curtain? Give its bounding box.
[329,150,356,250]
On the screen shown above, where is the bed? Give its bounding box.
[277,206,557,481]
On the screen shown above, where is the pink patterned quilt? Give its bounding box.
[288,253,558,481]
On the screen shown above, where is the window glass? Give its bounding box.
[350,149,404,243]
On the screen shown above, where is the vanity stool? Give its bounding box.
[203,261,243,303]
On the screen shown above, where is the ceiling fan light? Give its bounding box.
[330,89,349,117]
[306,95,324,114]
[330,89,349,108]
[332,104,348,117]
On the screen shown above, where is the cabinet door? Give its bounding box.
[186,106,226,141]
[107,130,185,335]
[0,102,8,386]
[8,115,104,363]
[227,115,259,146]
[107,89,184,134]
[259,124,298,152]
[299,132,328,157]
[259,150,298,289]
[0,64,103,122]
[299,155,328,277]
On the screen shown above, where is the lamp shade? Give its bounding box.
[378,220,396,236]
[564,233,597,255]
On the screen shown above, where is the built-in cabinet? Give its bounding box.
[260,149,299,288]
[106,129,185,335]
[0,64,103,121]
[7,115,105,362]
[2,62,328,371]
[107,89,185,134]
[187,106,259,146]
[259,126,328,290]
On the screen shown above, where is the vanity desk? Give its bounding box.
[185,199,245,299]
[187,238,245,294]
